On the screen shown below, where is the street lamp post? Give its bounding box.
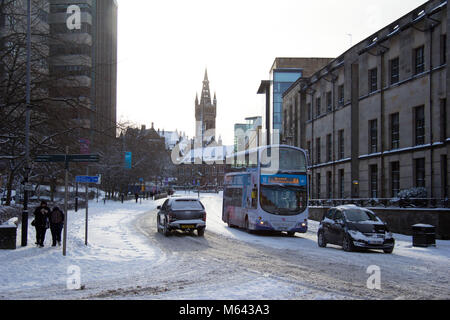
[22,0,32,247]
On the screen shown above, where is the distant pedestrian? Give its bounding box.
[135,193,139,203]
[33,201,50,248]
[49,206,64,247]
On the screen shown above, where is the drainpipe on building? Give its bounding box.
[380,51,386,199]
[429,23,435,199]
[323,73,338,199]
[306,90,316,198]
[330,75,338,200]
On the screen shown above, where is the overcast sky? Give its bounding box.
[117,0,427,145]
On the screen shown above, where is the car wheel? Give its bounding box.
[197,228,205,237]
[342,235,354,252]
[383,247,394,254]
[318,231,327,248]
[157,216,161,233]
[163,220,170,237]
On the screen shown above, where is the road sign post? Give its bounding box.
[75,173,101,247]
[63,147,69,256]
[85,167,89,246]
[34,152,100,256]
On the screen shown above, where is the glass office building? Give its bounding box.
[271,69,303,133]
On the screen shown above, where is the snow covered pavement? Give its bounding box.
[0,192,449,300]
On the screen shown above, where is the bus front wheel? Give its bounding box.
[245,217,254,234]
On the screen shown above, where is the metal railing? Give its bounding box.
[308,198,450,209]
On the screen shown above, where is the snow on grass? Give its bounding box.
[0,198,163,296]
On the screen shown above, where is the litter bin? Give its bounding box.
[412,224,436,248]
[0,224,17,250]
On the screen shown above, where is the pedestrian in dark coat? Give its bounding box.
[49,206,65,247]
[33,201,50,248]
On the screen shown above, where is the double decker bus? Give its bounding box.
[222,145,309,236]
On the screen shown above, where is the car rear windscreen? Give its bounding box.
[172,200,204,211]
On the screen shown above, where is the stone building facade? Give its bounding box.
[282,0,449,200]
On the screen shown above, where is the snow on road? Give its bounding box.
[200,192,450,267]
[0,191,449,300]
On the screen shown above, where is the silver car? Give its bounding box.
[157,198,206,237]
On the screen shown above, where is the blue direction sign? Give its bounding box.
[125,152,132,169]
[76,176,101,184]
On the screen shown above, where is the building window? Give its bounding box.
[326,134,332,162]
[338,130,344,160]
[440,34,446,66]
[370,164,378,199]
[441,99,447,142]
[369,68,378,93]
[390,113,400,150]
[369,119,378,154]
[326,91,332,112]
[317,173,321,199]
[316,97,321,117]
[307,103,311,121]
[316,137,321,164]
[391,162,400,197]
[415,106,425,146]
[415,158,426,188]
[390,57,400,85]
[327,171,332,199]
[441,155,448,198]
[338,85,344,107]
[339,169,344,198]
[414,46,425,75]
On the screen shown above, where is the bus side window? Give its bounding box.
[234,188,243,208]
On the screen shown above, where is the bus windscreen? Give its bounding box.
[260,185,307,215]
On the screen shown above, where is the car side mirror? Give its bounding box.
[157,206,161,210]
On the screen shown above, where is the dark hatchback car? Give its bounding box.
[157,198,206,237]
[317,205,395,254]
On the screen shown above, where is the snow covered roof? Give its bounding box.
[158,131,181,150]
[178,145,234,164]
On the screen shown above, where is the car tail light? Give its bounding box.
[202,212,207,222]
[168,212,176,222]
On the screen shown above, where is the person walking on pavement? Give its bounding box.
[33,201,50,248]
[135,193,139,203]
[49,206,64,247]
